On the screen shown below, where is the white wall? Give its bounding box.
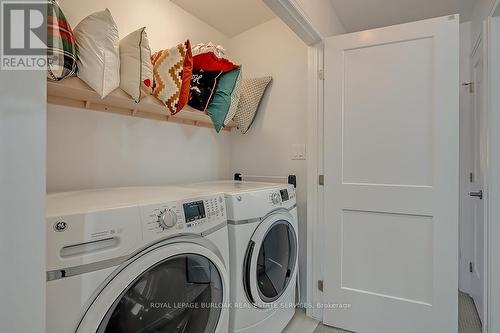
[227,18,309,301]
[295,0,345,37]
[0,72,46,331]
[471,0,497,45]
[59,0,229,50]
[47,106,231,192]
[48,0,233,192]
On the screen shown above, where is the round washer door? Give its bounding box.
[76,241,228,333]
[244,211,298,308]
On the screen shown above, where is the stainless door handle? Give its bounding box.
[469,190,483,200]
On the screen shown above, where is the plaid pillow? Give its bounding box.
[47,0,78,80]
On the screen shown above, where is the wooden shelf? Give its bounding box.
[47,77,236,131]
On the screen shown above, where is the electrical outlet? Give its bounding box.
[291,144,306,160]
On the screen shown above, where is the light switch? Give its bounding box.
[291,144,306,160]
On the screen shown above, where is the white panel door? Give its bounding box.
[323,16,459,333]
[469,38,486,326]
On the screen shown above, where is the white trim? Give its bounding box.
[465,32,489,331]
[487,3,500,332]
[263,0,322,45]
[491,0,500,16]
[480,24,490,332]
[306,42,324,321]
[265,0,326,321]
[458,21,473,295]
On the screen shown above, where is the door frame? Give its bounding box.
[306,41,324,320]
[262,0,327,320]
[486,2,500,332]
[468,1,500,331]
[463,31,489,329]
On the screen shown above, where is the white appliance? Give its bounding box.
[187,181,298,333]
[46,186,230,333]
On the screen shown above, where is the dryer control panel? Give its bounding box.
[141,193,226,243]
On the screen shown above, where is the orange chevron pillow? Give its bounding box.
[151,40,192,114]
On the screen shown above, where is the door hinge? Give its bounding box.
[318,280,324,292]
[470,262,474,273]
[319,175,324,186]
[318,69,324,80]
[462,82,474,93]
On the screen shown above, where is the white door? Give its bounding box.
[323,16,459,333]
[469,38,486,326]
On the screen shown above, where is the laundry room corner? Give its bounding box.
[3,0,498,332]
[226,17,309,303]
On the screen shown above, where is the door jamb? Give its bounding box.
[306,42,324,320]
[467,31,489,332]
[486,2,500,332]
[263,0,325,320]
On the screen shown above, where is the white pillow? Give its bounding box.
[119,27,153,102]
[74,9,120,98]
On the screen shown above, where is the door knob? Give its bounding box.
[469,190,483,200]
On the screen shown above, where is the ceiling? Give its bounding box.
[171,0,276,37]
[330,0,475,33]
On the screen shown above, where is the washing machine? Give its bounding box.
[46,186,230,333]
[187,181,298,333]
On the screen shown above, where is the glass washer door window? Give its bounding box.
[246,218,297,305]
[97,253,223,333]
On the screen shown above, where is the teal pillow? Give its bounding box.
[207,68,242,132]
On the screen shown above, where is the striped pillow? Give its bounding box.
[47,0,78,80]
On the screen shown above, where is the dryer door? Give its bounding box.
[244,211,298,308]
[76,241,228,333]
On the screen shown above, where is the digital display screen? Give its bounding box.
[183,201,206,222]
[280,189,289,201]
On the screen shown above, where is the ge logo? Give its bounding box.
[54,220,67,232]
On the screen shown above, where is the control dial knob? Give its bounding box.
[271,192,281,205]
[158,209,177,229]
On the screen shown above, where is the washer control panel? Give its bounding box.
[141,193,226,242]
[268,187,296,206]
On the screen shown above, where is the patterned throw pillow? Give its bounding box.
[188,70,222,112]
[178,40,193,113]
[119,27,153,102]
[47,0,78,80]
[151,40,192,114]
[193,52,239,72]
[192,42,226,58]
[234,77,272,134]
[206,68,243,132]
